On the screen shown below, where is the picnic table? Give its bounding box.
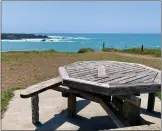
[20,61,161,129]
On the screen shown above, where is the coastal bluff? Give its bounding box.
[2,33,49,40]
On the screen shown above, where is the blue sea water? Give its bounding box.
[2,33,161,52]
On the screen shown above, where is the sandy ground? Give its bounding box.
[2,90,161,130]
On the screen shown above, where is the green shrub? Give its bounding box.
[77,48,95,53]
[48,49,56,52]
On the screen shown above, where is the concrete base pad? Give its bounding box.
[2,90,161,130]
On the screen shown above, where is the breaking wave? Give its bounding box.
[2,36,90,42]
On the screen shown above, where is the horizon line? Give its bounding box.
[2,32,161,34]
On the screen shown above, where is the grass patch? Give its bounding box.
[2,88,21,117]
[1,50,161,116]
[77,48,95,53]
[103,48,161,57]
[102,48,120,52]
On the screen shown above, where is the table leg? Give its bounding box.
[31,94,39,124]
[68,94,76,117]
[147,93,155,112]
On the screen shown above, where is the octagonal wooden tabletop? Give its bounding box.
[59,61,161,96]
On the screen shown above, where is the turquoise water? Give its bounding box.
[2,33,161,52]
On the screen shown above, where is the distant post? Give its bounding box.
[102,42,105,50]
[141,45,144,51]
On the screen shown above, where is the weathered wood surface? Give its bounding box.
[112,96,141,125]
[59,61,161,96]
[20,76,62,98]
[31,95,39,124]
[100,97,130,128]
[147,93,156,112]
[68,94,76,117]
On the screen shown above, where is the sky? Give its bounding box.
[2,1,161,33]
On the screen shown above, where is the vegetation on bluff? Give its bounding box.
[2,33,48,40]
[77,48,95,53]
[103,48,161,57]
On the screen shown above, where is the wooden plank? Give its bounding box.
[147,93,156,112]
[68,94,76,117]
[20,76,62,98]
[53,86,101,103]
[109,83,161,96]
[62,78,110,96]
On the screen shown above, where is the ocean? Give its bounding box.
[2,33,161,52]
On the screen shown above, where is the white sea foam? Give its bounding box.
[48,36,90,40]
[2,35,90,43]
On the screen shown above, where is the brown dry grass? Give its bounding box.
[2,51,161,91]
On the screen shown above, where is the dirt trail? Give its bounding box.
[95,51,161,60]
